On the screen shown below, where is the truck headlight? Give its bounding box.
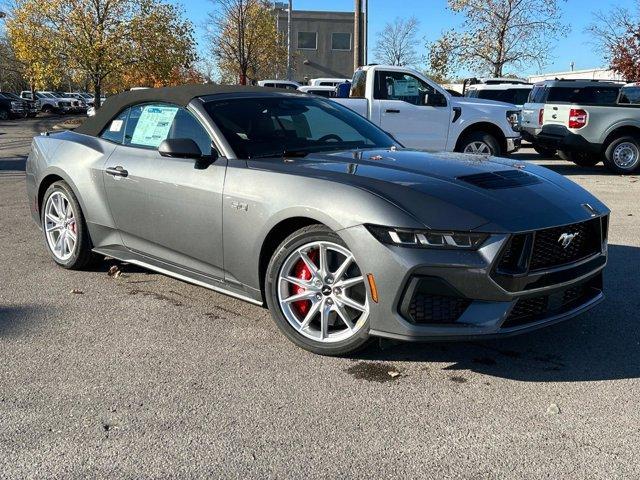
[507,110,521,131]
[11,101,20,108]
[366,225,488,250]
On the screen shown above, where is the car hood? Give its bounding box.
[248,149,609,232]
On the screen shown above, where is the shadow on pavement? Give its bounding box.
[0,305,48,336]
[356,244,640,383]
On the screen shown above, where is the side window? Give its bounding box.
[619,87,640,104]
[123,103,212,154]
[100,108,130,144]
[375,71,435,106]
[168,108,213,156]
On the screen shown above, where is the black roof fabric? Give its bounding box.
[75,84,297,137]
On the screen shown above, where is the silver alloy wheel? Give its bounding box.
[463,141,492,154]
[277,241,369,343]
[612,142,640,170]
[44,191,78,261]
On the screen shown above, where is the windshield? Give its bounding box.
[469,88,531,105]
[203,96,396,159]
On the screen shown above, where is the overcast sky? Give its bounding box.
[182,0,637,76]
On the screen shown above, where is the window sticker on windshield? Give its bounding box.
[130,105,179,147]
[392,79,419,96]
[109,119,123,132]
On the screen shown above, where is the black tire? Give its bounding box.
[457,131,501,156]
[0,108,9,121]
[41,181,99,269]
[603,136,640,175]
[264,224,372,356]
[532,144,556,157]
[557,149,601,167]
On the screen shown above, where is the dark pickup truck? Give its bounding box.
[0,92,39,120]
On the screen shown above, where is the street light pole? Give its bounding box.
[287,0,292,81]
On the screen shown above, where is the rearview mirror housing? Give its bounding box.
[425,92,448,107]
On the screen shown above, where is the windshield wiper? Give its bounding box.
[250,150,310,159]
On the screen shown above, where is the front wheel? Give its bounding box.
[457,131,501,156]
[265,225,371,356]
[41,181,98,269]
[0,109,9,121]
[604,136,640,174]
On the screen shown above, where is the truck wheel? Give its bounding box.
[0,108,9,121]
[532,144,556,157]
[557,150,601,167]
[42,104,53,113]
[458,131,501,156]
[604,136,640,174]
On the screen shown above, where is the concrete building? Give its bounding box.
[527,68,624,83]
[275,9,360,83]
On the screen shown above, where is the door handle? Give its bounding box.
[385,109,401,114]
[106,166,128,177]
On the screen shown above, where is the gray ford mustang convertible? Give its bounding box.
[26,85,609,355]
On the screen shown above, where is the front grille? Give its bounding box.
[502,274,602,329]
[529,219,601,270]
[408,293,471,324]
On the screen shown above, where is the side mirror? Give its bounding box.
[425,92,448,107]
[159,138,203,159]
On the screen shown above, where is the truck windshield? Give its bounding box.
[470,88,531,105]
[204,96,396,159]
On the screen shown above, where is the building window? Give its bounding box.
[297,32,317,50]
[332,32,351,51]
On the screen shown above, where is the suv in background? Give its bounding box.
[0,92,40,119]
[21,91,71,114]
[522,79,623,157]
[463,78,533,107]
[257,80,300,90]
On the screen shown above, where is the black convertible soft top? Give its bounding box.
[75,83,300,137]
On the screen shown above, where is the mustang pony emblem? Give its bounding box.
[558,232,579,249]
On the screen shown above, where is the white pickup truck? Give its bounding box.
[333,65,522,155]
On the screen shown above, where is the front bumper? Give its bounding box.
[506,136,521,153]
[340,221,607,342]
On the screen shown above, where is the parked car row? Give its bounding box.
[0,90,106,120]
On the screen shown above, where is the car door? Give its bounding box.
[371,70,451,150]
[101,102,227,279]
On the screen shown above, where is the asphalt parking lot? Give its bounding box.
[1,116,639,478]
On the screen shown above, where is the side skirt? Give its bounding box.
[93,245,264,307]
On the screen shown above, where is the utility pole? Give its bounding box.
[363,0,368,65]
[354,0,362,72]
[287,0,292,81]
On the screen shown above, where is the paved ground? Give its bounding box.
[1,116,639,479]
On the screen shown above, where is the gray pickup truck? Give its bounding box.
[522,80,640,174]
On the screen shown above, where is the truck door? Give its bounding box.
[371,70,450,150]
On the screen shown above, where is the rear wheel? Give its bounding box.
[557,149,601,167]
[265,225,371,356]
[604,136,640,174]
[41,181,98,269]
[457,131,501,156]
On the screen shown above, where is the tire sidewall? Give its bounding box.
[604,136,640,174]
[264,225,371,356]
[459,131,501,156]
[41,181,91,269]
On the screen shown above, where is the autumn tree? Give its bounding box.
[429,0,566,78]
[374,17,421,67]
[6,0,198,107]
[588,3,640,81]
[208,0,288,84]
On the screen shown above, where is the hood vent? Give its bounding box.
[457,169,541,189]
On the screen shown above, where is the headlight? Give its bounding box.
[366,225,489,250]
[11,101,20,108]
[507,110,521,131]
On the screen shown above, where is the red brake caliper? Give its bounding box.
[291,249,318,318]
